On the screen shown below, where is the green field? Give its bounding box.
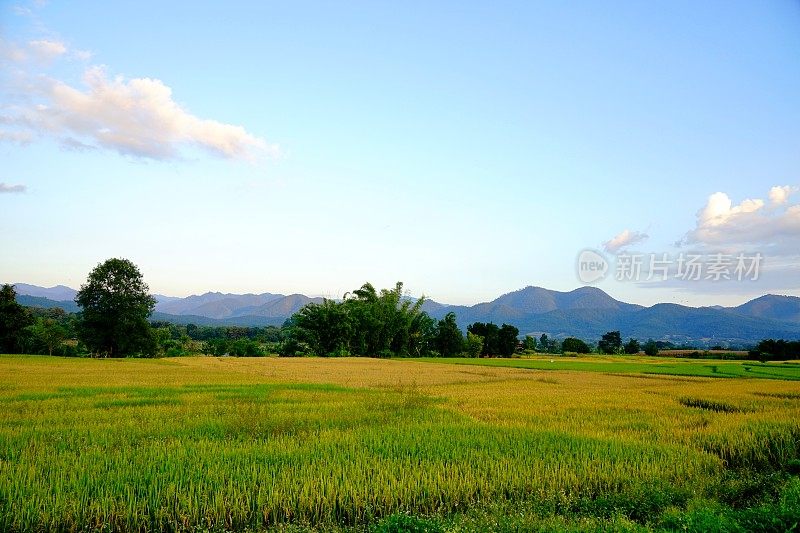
[1,355,799,532]
[410,355,800,381]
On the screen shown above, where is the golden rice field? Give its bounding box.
[1,355,799,532]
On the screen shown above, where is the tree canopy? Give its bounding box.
[285,282,436,357]
[598,331,623,355]
[75,258,157,357]
[0,284,32,353]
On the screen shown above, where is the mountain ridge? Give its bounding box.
[9,282,800,344]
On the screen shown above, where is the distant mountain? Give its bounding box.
[731,294,800,324]
[150,312,288,327]
[12,283,77,301]
[154,292,284,317]
[492,286,641,314]
[426,286,641,328]
[423,286,800,345]
[15,294,80,313]
[236,294,324,318]
[10,282,800,345]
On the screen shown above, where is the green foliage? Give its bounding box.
[497,324,520,357]
[283,282,435,357]
[464,332,484,358]
[75,258,157,357]
[537,333,563,354]
[599,331,623,355]
[562,337,591,354]
[25,317,67,356]
[751,338,800,361]
[522,335,537,352]
[371,513,443,533]
[294,298,353,356]
[467,322,499,355]
[466,323,517,356]
[435,312,464,357]
[643,339,659,356]
[0,284,32,353]
[624,338,641,355]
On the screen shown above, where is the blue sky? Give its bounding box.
[1,0,799,306]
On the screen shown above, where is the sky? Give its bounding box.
[1,0,799,306]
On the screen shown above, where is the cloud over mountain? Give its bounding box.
[603,229,648,253]
[682,186,800,255]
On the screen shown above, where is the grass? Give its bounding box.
[0,354,799,531]
[409,355,800,381]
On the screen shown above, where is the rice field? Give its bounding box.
[411,355,800,381]
[1,355,799,532]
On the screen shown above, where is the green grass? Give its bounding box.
[0,355,799,531]
[409,356,800,380]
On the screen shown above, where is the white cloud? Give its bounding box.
[769,185,798,206]
[73,49,93,61]
[697,192,763,228]
[683,187,800,254]
[0,130,33,144]
[28,39,66,61]
[0,40,276,162]
[0,183,27,193]
[603,229,649,253]
[0,39,27,62]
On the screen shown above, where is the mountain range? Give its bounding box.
[9,283,800,346]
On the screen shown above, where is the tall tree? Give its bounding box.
[497,324,519,357]
[522,335,537,352]
[75,258,157,357]
[435,312,464,357]
[643,339,659,356]
[623,338,641,355]
[598,331,623,355]
[465,332,484,358]
[467,322,500,355]
[0,284,32,353]
[288,281,433,357]
[293,298,352,356]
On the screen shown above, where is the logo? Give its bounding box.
[576,249,608,284]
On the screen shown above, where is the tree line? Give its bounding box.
[1,258,797,361]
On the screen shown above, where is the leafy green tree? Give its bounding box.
[562,337,591,354]
[408,312,437,357]
[286,282,432,357]
[75,258,157,357]
[522,335,537,352]
[0,284,32,353]
[465,332,484,358]
[467,322,500,355]
[624,338,641,355]
[643,339,659,356]
[598,331,623,355]
[750,339,800,361]
[536,333,562,354]
[497,324,519,357]
[539,333,549,351]
[435,312,464,357]
[293,298,352,356]
[27,318,67,356]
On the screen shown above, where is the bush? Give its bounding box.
[464,333,484,358]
